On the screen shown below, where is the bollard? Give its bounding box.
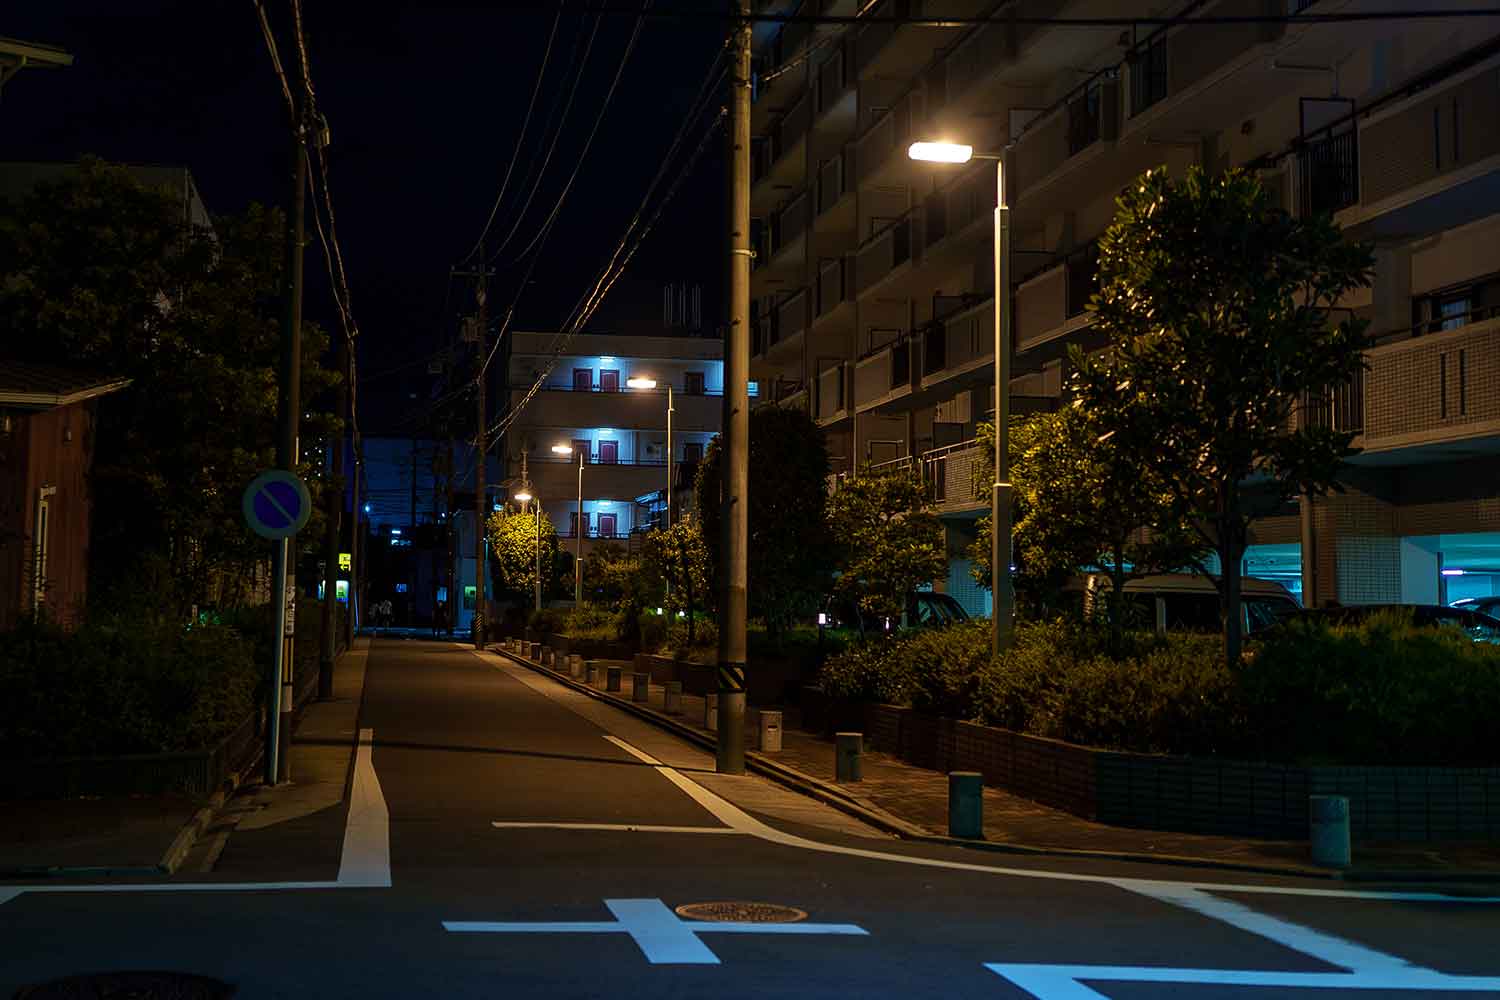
[757,710,783,752]
[835,732,863,783]
[584,662,597,685]
[606,666,623,692]
[568,653,583,678]
[542,647,552,667]
[948,771,984,839]
[664,681,683,715]
[529,642,541,660]
[632,672,650,703]
[704,692,718,731]
[1310,795,1351,867]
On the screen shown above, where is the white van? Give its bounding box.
[1064,573,1300,636]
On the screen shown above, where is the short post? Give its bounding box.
[542,647,552,667]
[1310,795,1351,867]
[568,653,583,677]
[835,732,863,783]
[704,692,718,731]
[632,671,650,703]
[948,771,984,839]
[585,661,597,685]
[757,710,782,752]
[664,681,683,715]
[529,642,541,660]
[606,665,622,692]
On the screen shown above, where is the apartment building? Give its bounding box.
[503,331,724,564]
[748,0,1500,613]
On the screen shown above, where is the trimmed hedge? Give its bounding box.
[817,614,1500,765]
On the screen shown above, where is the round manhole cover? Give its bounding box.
[675,901,808,923]
[15,972,235,999]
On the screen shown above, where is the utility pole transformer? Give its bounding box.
[716,0,752,776]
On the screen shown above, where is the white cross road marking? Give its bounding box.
[490,821,745,834]
[443,897,869,964]
[985,963,1500,997]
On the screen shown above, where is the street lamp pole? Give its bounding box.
[666,383,674,531]
[908,140,1014,654]
[576,451,584,603]
[534,498,543,614]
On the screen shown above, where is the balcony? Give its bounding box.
[1358,317,1500,459]
[815,151,854,231]
[752,93,811,209]
[940,0,1110,118]
[1296,124,1358,218]
[812,44,858,138]
[765,287,811,360]
[1014,247,1098,353]
[920,440,987,517]
[1012,72,1120,210]
[850,90,920,190]
[854,215,917,297]
[758,189,811,284]
[530,458,667,504]
[921,297,993,389]
[815,255,853,321]
[853,338,915,413]
[851,0,971,82]
[517,386,721,433]
[815,362,849,425]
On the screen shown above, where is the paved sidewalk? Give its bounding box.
[508,646,1500,879]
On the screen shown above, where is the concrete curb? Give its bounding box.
[495,646,1500,885]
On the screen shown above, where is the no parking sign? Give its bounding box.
[242,470,313,540]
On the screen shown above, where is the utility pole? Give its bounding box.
[453,252,492,649]
[268,80,309,786]
[319,331,347,699]
[716,0,752,776]
[346,369,359,651]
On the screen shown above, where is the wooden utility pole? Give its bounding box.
[319,331,346,699]
[453,252,492,649]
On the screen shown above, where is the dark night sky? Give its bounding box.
[6,2,728,425]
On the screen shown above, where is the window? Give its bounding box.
[684,371,705,395]
[573,368,592,391]
[600,370,620,392]
[32,491,51,616]
[1129,33,1168,115]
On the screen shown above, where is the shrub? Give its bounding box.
[527,607,570,635]
[0,614,260,758]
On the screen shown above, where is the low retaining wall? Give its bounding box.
[630,654,808,705]
[798,689,1500,842]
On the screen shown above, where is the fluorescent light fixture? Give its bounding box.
[600,356,615,364]
[1441,568,1466,576]
[908,141,973,163]
[390,528,401,535]
[514,490,532,503]
[550,444,573,454]
[596,500,613,507]
[817,612,828,626]
[626,376,657,389]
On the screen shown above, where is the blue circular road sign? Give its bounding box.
[242,470,313,540]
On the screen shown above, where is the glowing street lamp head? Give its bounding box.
[514,489,533,503]
[550,444,573,455]
[908,141,973,164]
[626,376,657,390]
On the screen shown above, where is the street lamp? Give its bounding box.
[553,443,584,604]
[627,376,673,531]
[908,138,1014,654]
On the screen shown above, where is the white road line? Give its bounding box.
[985,963,1500,997]
[337,727,391,887]
[490,821,744,834]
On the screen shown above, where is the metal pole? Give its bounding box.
[268,106,308,786]
[473,252,488,649]
[717,0,751,775]
[575,453,583,604]
[991,155,1015,655]
[319,332,346,699]
[666,384,674,531]
[534,501,543,613]
[344,350,359,650]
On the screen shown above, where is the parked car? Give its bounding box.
[1269,604,1500,644]
[1060,573,1301,636]
[818,590,970,638]
[1452,595,1500,620]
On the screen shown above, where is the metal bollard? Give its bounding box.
[664,681,683,714]
[584,662,597,685]
[1310,795,1351,867]
[948,771,984,839]
[757,710,783,752]
[835,732,863,783]
[704,692,718,731]
[606,666,622,692]
[631,672,650,703]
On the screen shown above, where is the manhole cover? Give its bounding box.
[15,972,234,999]
[675,901,808,923]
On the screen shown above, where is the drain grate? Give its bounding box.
[675,901,808,923]
[15,971,235,999]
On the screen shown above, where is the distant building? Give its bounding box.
[0,364,130,630]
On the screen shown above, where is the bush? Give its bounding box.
[0,613,260,758]
[527,607,570,635]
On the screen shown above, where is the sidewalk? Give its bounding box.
[505,646,1500,881]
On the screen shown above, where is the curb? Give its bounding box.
[495,647,1500,885]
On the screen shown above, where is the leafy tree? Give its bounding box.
[641,515,711,644]
[695,407,834,642]
[827,465,947,627]
[1087,166,1373,666]
[486,504,558,604]
[0,157,339,613]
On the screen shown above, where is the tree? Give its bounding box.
[695,406,833,642]
[826,465,947,628]
[641,515,711,645]
[485,504,558,604]
[0,158,339,613]
[1087,166,1373,666]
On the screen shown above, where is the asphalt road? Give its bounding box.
[4,638,1500,998]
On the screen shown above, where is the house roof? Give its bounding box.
[0,362,131,410]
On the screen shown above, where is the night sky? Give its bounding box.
[6,2,729,427]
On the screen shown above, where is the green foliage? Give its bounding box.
[827,465,948,623]
[641,515,711,644]
[696,407,834,638]
[0,159,340,614]
[486,504,559,602]
[0,614,260,758]
[579,541,655,641]
[1086,165,1374,665]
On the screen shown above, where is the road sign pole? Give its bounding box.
[267,536,289,784]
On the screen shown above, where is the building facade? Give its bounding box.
[749,0,1500,612]
[502,331,724,564]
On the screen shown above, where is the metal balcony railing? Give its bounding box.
[1299,373,1365,435]
[1298,126,1359,218]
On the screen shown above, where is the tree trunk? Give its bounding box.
[1108,542,1126,659]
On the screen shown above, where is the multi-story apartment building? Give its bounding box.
[749,0,1500,613]
[502,331,724,564]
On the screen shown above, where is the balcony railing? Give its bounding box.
[776,189,811,251]
[924,298,992,379]
[815,44,847,114]
[854,216,914,295]
[816,363,846,419]
[817,152,849,214]
[1299,373,1365,435]
[816,256,852,317]
[852,91,916,187]
[777,287,811,343]
[515,382,721,397]
[921,440,986,512]
[1298,126,1359,218]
